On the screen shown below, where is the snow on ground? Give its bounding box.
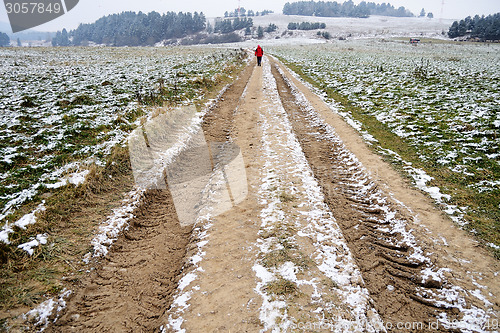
[23,289,72,331]
[250,14,454,40]
[252,58,383,332]
[17,233,48,255]
[161,81,242,332]
[12,49,246,329]
[0,46,243,250]
[0,200,45,245]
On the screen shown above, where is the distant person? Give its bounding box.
[255,45,263,66]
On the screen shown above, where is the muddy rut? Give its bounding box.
[46,55,499,332]
[272,62,442,326]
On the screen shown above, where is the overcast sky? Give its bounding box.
[1,0,499,32]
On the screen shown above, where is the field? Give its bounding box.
[0,46,246,318]
[0,46,244,243]
[270,39,500,253]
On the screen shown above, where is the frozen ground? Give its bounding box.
[2,17,499,332]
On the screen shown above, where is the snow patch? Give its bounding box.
[24,289,72,331]
[18,234,48,255]
[252,60,384,332]
[0,201,46,245]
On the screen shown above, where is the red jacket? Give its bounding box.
[255,46,263,57]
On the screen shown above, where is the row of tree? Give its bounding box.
[419,8,434,19]
[0,32,10,47]
[53,11,207,46]
[448,13,500,40]
[283,1,413,18]
[287,22,327,30]
[224,8,273,18]
[213,17,253,34]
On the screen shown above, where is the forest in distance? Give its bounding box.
[283,0,414,18]
[1,1,499,47]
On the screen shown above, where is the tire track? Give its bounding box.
[270,62,456,329]
[46,62,255,333]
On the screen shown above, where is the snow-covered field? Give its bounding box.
[0,46,243,245]
[270,39,500,236]
[251,14,454,40]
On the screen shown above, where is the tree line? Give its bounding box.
[53,11,207,46]
[213,17,253,34]
[287,22,326,30]
[283,1,414,18]
[224,8,273,18]
[448,13,500,41]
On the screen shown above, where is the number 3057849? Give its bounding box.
[5,2,62,14]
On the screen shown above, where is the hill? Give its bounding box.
[248,14,454,41]
[283,1,414,18]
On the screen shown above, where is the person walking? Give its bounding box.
[255,45,263,66]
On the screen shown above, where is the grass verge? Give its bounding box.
[0,144,134,319]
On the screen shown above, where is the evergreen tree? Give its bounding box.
[0,32,10,47]
[52,31,61,46]
[265,23,278,33]
[214,17,253,34]
[427,12,434,19]
[288,22,326,30]
[69,11,207,46]
[60,28,70,46]
[448,21,459,38]
[448,13,500,40]
[419,8,426,17]
[257,26,264,38]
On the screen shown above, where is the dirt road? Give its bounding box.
[47,56,499,332]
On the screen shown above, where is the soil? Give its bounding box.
[43,55,499,332]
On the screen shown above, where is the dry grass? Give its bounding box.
[265,277,299,297]
[278,192,296,203]
[0,145,134,316]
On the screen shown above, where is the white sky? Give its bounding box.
[1,0,499,32]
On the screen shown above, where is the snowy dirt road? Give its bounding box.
[46,56,499,333]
